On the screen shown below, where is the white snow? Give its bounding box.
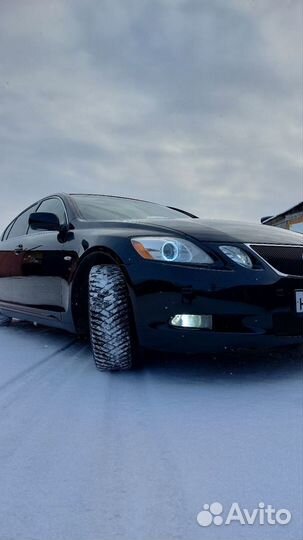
[0,320,302,540]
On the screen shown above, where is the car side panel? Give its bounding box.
[0,232,71,327]
[0,237,25,304]
[20,232,66,313]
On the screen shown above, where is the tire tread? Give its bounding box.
[89,265,133,371]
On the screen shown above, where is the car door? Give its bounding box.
[20,197,71,318]
[0,203,38,307]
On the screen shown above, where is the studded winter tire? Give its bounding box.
[89,265,134,371]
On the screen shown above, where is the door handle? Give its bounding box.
[14,244,23,255]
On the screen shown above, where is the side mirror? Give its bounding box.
[29,212,61,231]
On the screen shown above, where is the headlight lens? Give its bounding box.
[219,245,253,268]
[131,237,214,265]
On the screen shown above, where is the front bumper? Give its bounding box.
[124,261,303,353]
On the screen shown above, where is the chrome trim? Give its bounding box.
[245,243,303,278]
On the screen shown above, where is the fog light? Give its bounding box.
[170,314,213,329]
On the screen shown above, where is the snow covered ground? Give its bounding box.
[0,320,302,540]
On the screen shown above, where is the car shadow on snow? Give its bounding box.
[5,320,303,386]
[143,345,303,386]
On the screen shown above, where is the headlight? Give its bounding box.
[219,245,253,268]
[131,237,214,265]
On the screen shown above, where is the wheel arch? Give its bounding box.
[71,247,128,335]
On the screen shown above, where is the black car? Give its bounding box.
[0,193,302,371]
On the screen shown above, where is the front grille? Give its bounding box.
[249,244,303,277]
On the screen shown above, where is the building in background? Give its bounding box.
[261,202,303,233]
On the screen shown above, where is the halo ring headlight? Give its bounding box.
[131,237,214,265]
[161,241,179,261]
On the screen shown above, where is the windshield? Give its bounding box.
[72,195,191,221]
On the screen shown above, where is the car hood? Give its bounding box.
[132,218,303,245]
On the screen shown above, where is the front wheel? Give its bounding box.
[88,265,135,371]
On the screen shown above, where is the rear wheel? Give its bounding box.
[0,314,12,327]
[88,265,134,371]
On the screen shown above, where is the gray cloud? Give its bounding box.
[0,0,301,231]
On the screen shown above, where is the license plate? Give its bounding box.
[296,291,303,313]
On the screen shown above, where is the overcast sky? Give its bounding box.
[0,0,301,231]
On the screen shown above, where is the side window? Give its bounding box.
[1,221,14,241]
[28,198,67,234]
[37,198,67,223]
[6,205,37,240]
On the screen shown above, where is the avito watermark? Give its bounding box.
[197,502,292,527]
